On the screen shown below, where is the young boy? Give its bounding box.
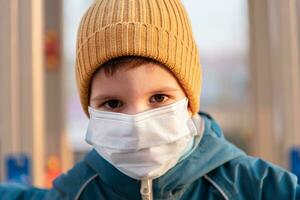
[1,0,299,199]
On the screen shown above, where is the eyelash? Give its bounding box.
[100,94,169,110]
[102,99,123,110]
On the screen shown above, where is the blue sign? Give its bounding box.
[290,147,300,182]
[5,154,31,185]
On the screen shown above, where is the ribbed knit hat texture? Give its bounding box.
[76,0,202,116]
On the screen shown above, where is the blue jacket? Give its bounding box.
[1,113,300,199]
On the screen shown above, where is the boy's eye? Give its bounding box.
[103,100,123,109]
[150,94,168,103]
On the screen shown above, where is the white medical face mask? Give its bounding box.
[86,98,198,180]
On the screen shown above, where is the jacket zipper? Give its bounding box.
[140,179,153,200]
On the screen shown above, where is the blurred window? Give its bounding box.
[63,0,93,152]
[182,0,251,151]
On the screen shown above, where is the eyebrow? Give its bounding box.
[90,95,119,102]
[148,86,179,94]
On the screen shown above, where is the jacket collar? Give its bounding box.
[84,112,245,199]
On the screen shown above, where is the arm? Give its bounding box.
[210,156,300,199]
[0,183,48,200]
[233,156,300,199]
[253,160,299,199]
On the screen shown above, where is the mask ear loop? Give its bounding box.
[191,115,205,138]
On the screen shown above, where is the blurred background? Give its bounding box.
[0,0,300,187]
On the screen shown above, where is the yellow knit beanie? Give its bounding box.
[76,0,202,116]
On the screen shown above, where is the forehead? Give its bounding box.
[90,62,183,96]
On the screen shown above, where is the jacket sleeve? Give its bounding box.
[253,159,300,199]
[0,183,48,200]
[210,156,300,200]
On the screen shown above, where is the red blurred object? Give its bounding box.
[45,30,60,71]
[45,155,62,188]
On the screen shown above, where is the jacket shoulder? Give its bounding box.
[45,160,98,200]
[207,155,300,199]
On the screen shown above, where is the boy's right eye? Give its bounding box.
[103,100,123,110]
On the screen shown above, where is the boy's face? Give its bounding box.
[89,62,192,116]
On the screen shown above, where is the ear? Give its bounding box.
[188,107,192,117]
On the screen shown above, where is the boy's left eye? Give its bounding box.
[150,94,168,103]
